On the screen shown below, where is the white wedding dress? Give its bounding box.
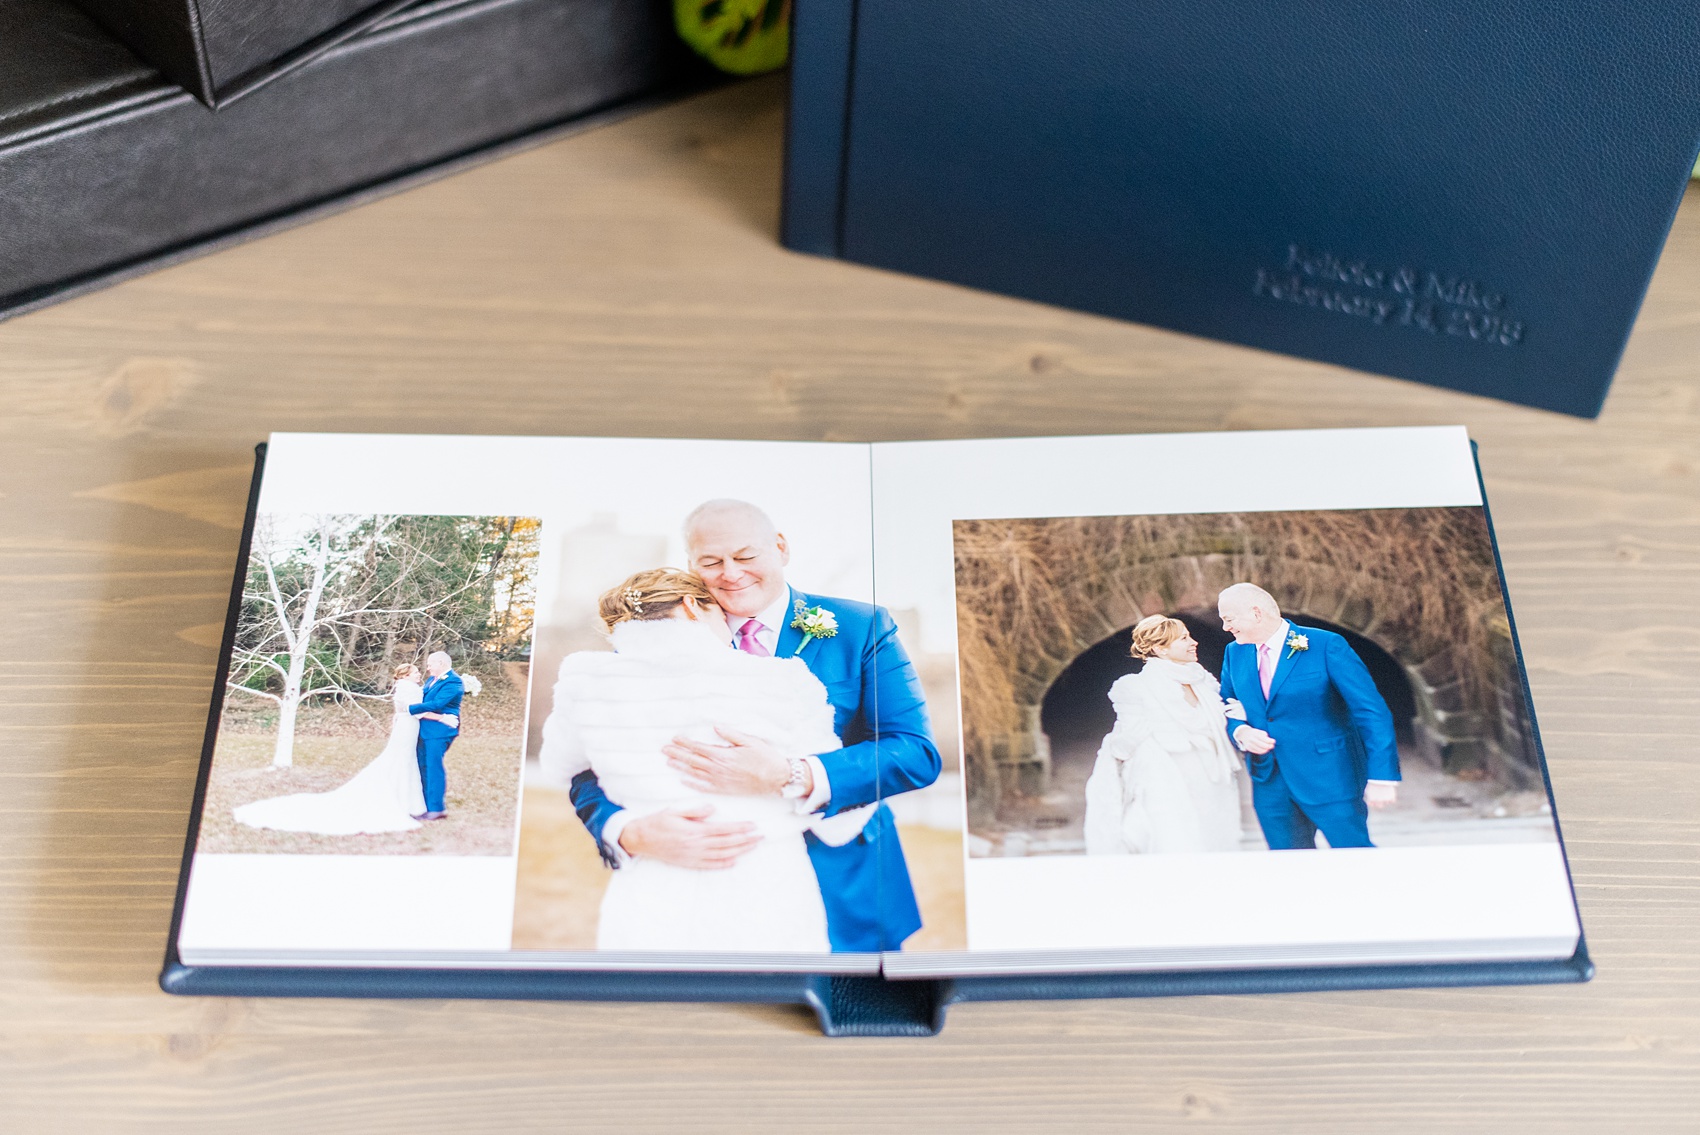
[234,679,428,835]
[540,618,869,953]
[1083,657,1244,855]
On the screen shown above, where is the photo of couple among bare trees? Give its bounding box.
[954,506,1559,857]
[196,512,540,857]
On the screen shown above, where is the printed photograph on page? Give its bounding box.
[507,441,964,957]
[195,513,539,857]
[952,506,1559,860]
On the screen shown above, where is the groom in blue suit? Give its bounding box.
[409,650,463,820]
[568,499,942,953]
[1217,583,1400,850]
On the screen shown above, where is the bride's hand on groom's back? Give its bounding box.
[618,802,762,869]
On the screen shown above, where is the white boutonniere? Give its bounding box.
[1285,632,1309,660]
[790,601,839,652]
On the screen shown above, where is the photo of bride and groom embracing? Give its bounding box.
[196,512,536,858]
[233,650,481,834]
[534,499,942,955]
[958,504,1559,863]
[1084,582,1400,856]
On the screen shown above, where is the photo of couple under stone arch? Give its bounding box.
[953,506,1559,857]
[195,512,541,857]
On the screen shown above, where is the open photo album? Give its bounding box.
[163,426,1588,1029]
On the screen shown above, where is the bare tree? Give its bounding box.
[232,516,347,766]
[227,514,522,767]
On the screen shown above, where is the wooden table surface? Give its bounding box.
[2,75,1697,1133]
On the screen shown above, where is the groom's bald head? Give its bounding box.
[1218,583,1283,644]
[684,499,778,545]
[683,499,790,619]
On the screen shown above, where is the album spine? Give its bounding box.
[780,0,857,256]
[159,444,268,992]
[158,963,948,1037]
[934,953,1594,1019]
[1467,439,1593,978]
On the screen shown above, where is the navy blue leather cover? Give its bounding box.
[783,1,1700,417]
[161,443,1590,1035]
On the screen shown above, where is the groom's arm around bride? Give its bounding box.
[566,499,943,952]
[569,591,943,952]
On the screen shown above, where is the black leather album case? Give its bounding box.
[783,0,1700,417]
[0,0,701,324]
[70,0,415,106]
[162,427,1588,1035]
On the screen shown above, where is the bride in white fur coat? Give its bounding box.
[539,568,866,954]
[1083,615,1245,855]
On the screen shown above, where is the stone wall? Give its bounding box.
[952,509,1537,818]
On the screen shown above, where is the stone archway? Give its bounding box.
[952,508,1537,822]
[1038,611,1422,805]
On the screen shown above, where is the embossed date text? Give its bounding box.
[1253,245,1525,347]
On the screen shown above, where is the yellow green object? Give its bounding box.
[674,0,790,75]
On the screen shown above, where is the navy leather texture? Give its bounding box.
[158,954,1593,1037]
[777,0,854,255]
[784,0,1700,417]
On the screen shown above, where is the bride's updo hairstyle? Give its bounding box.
[393,663,420,682]
[1128,614,1187,660]
[598,568,716,632]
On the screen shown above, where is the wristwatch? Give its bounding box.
[779,757,809,799]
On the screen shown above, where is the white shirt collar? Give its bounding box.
[1260,620,1291,654]
[728,585,793,640]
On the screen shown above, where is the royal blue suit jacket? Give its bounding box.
[1219,625,1399,805]
[409,672,463,740]
[569,588,943,953]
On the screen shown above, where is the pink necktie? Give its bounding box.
[735,618,771,657]
[1258,642,1274,698]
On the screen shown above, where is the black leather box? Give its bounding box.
[0,0,699,322]
[71,0,415,105]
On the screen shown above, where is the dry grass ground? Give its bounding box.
[510,786,606,949]
[197,733,523,856]
[511,786,968,953]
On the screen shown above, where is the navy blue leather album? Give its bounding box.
[782,1,1700,417]
[163,428,1588,1034]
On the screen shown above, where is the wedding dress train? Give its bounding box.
[234,680,428,835]
[542,618,869,953]
[1083,657,1244,855]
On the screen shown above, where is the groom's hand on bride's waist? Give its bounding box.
[663,727,805,798]
[616,803,762,869]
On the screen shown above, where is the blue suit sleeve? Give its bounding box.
[1218,649,1242,750]
[408,676,461,716]
[568,770,625,869]
[812,606,942,814]
[1325,636,1401,781]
